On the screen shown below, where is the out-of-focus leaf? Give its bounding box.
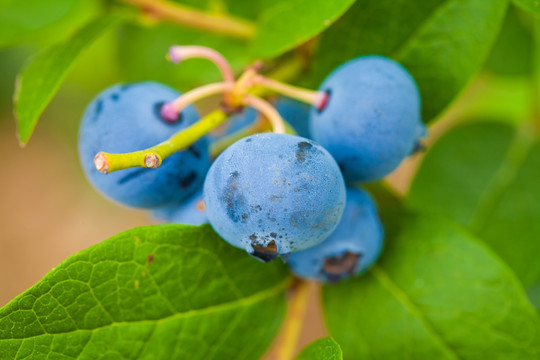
[323,214,540,359]
[305,0,508,123]
[409,122,540,286]
[0,0,98,48]
[0,225,290,359]
[513,0,540,17]
[251,0,356,58]
[485,5,533,76]
[14,15,123,145]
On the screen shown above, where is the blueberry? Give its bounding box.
[151,189,207,225]
[288,187,384,282]
[275,97,311,138]
[78,82,210,208]
[203,133,346,261]
[310,56,426,182]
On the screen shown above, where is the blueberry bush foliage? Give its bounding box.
[1,0,540,359]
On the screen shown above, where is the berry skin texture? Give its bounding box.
[79,82,210,208]
[288,187,384,283]
[310,55,427,182]
[203,133,346,262]
[151,189,207,225]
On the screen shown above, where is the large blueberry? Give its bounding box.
[310,56,426,182]
[203,133,346,261]
[79,82,210,208]
[288,187,384,282]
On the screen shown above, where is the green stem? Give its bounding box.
[95,110,227,174]
[122,0,256,39]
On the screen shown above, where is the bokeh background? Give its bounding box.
[0,2,535,357]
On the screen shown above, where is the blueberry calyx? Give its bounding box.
[155,101,182,124]
[322,251,360,283]
[316,89,332,113]
[250,240,279,263]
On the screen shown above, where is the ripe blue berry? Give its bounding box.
[79,82,210,208]
[151,189,207,225]
[288,187,384,282]
[310,55,426,182]
[275,97,311,138]
[203,133,346,262]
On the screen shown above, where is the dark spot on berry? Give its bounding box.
[241,213,249,221]
[250,240,279,263]
[270,232,277,238]
[147,254,154,263]
[245,138,252,143]
[322,251,360,283]
[179,171,197,189]
[92,100,103,122]
[270,194,283,202]
[296,141,313,164]
[110,93,120,101]
[117,168,149,184]
[249,234,257,241]
[221,171,249,223]
[187,145,202,159]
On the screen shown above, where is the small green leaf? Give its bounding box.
[323,214,540,359]
[14,15,123,145]
[306,0,508,123]
[296,337,343,360]
[0,225,291,359]
[251,0,356,58]
[409,122,540,286]
[513,0,540,17]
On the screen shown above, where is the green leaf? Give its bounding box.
[305,0,508,123]
[323,214,540,360]
[0,0,98,48]
[408,122,540,286]
[251,0,356,58]
[485,5,534,76]
[513,0,540,17]
[296,337,343,360]
[14,15,123,145]
[0,225,291,359]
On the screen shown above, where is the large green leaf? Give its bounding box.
[306,0,508,123]
[0,0,97,48]
[0,225,291,359]
[296,337,343,360]
[14,15,123,145]
[251,0,356,58]
[408,122,540,286]
[323,214,540,359]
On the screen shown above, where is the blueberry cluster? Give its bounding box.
[79,55,425,283]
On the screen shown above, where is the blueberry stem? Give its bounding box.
[167,45,235,84]
[253,74,328,110]
[122,0,255,39]
[94,109,228,174]
[242,95,286,134]
[277,280,311,360]
[160,82,234,122]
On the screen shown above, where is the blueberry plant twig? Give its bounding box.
[167,45,235,84]
[160,82,234,121]
[209,115,269,158]
[94,109,228,174]
[277,280,311,360]
[95,54,307,174]
[121,0,255,39]
[253,74,328,111]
